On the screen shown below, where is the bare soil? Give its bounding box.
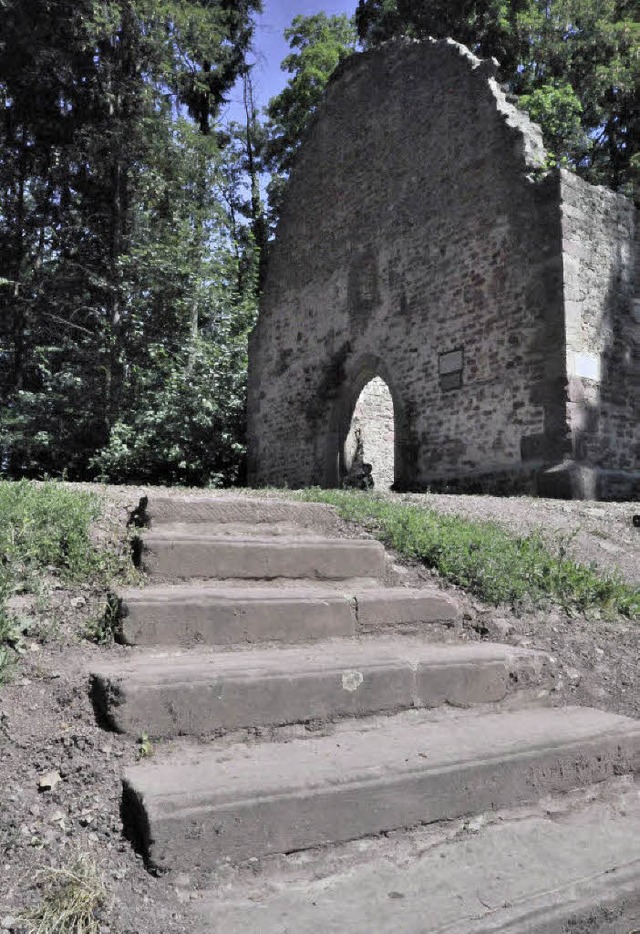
[0,485,638,933]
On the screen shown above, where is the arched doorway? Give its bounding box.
[342,376,395,490]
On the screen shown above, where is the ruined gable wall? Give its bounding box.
[559,170,639,498]
[248,40,568,490]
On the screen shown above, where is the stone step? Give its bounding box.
[122,706,640,872]
[140,531,387,581]
[137,495,337,529]
[117,584,460,646]
[91,641,543,738]
[195,780,640,933]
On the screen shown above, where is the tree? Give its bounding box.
[355,0,639,201]
[264,13,358,224]
[0,0,263,483]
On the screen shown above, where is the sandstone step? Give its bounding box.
[91,641,542,738]
[121,706,640,871]
[117,584,460,646]
[140,532,386,581]
[196,780,640,933]
[137,495,337,529]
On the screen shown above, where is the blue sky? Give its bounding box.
[223,0,358,124]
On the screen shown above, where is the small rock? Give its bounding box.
[465,814,487,833]
[70,596,86,609]
[38,770,61,792]
[597,540,620,554]
[1,916,17,931]
[565,667,582,684]
[485,618,514,641]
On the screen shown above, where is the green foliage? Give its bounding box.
[137,731,154,758]
[0,599,23,685]
[84,594,121,646]
[91,337,249,487]
[355,0,639,202]
[0,0,263,485]
[519,82,588,167]
[298,490,639,619]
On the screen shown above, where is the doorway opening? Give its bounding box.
[343,376,395,490]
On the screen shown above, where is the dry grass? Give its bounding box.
[19,853,107,934]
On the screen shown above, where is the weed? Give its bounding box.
[0,591,27,684]
[297,489,639,619]
[84,595,122,646]
[19,852,107,933]
[137,732,154,758]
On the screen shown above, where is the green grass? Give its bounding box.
[0,480,127,682]
[298,489,639,619]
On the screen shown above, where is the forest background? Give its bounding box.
[0,0,637,487]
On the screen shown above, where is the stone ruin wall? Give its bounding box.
[559,170,639,499]
[248,39,638,498]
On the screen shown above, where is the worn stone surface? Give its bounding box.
[91,641,537,737]
[122,705,640,870]
[195,780,640,934]
[248,39,638,500]
[118,583,459,647]
[141,530,386,581]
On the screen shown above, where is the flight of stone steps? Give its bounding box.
[89,496,640,931]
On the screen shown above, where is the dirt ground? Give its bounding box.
[0,486,638,933]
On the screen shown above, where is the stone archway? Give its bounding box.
[324,354,409,490]
[343,377,395,490]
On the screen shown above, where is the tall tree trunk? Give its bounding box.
[12,125,27,392]
[243,72,268,289]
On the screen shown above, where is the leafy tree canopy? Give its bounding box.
[0,0,263,485]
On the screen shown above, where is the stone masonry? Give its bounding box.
[248,38,639,500]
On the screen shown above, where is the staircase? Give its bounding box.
[90,495,640,931]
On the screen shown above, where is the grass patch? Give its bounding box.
[0,480,132,680]
[298,489,639,619]
[19,853,107,933]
